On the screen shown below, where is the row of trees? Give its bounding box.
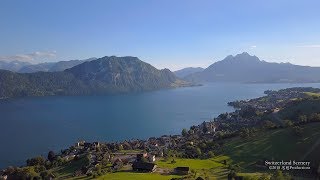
[2,151,61,179]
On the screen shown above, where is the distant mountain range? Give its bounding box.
[0,58,97,73]
[185,52,320,83]
[0,56,190,98]
[174,67,204,78]
[19,58,98,73]
[0,60,32,72]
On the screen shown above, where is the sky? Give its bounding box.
[0,0,320,70]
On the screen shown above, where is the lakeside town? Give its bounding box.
[1,87,320,179]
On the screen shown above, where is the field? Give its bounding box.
[53,156,89,179]
[305,92,320,97]
[157,157,224,169]
[157,156,230,179]
[222,122,320,170]
[67,172,180,180]
[96,172,180,180]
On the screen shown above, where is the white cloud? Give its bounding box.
[0,51,57,62]
[250,45,257,49]
[296,44,320,48]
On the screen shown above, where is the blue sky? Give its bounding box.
[0,0,320,70]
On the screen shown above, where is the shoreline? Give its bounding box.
[1,86,320,170]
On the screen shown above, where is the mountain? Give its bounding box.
[18,58,97,73]
[65,56,189,91]
[18,62,55,73]
[49,58,97,72]
[0,60,31,72]
[174,67,204,78]
[185,52,320,83]
[0,56,190,98]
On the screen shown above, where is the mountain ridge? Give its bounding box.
[185,52,320,83]
[0,60,32,72]
[0,56,191,98]
[18,58,97,73]
[174,67,204,78]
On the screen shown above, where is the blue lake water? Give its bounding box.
[1,83,320,168]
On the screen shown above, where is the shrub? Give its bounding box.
[292,126,303,136]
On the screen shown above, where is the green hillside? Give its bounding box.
[278,99,320,121]
[222,122,320,172]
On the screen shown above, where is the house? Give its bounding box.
[63,154,76,161]
[174,167,189,175]
[84,142,92,148]
[159,151,164,157]
[132,162,157,172]
[0,175,7,180]
[147,154,156,162]
[160,136,171,147]
[75,140,85,147]
[136,153,148,161]
[112,158,123,170]
[93,142,100,148]
[201,121,216,134]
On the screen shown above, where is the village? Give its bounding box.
[60,139,193,177]
[228,87,319,111]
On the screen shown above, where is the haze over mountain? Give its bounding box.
[18,58,97,73]
[174,67,204,78]
[0,56,190,98]
[0,58,97,73]
[0,60,32,72]
[185,52,320,83]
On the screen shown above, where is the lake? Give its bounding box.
[1,83,320,168]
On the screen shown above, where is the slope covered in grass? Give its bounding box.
[222,122,320,170]
[278,99,320,121]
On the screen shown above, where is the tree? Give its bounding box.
[283,120,293,127]
[182,128,188,137]
[227,170,237,180]
[171,159,176,164]
[101,154,110,167]
[195,148,202,157]
[118,144,124,151]
[40,170,55,179]
[239,128,250,138]
[47,151,56,162]
[208,151,215,158]
[55,156,64,166]
[309,113,320,122]
[264,120,276,129]
[202,125,208,134]
[34,165,46,173]
[258,174,270,180]
[94,164,102,176]
[140,157,148,163]
[292,126,303,136]
[270,170,290,180]
[26,156,46,166]
[298,115,308,124]
[240,106,257,118]
[10,166,40,180]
